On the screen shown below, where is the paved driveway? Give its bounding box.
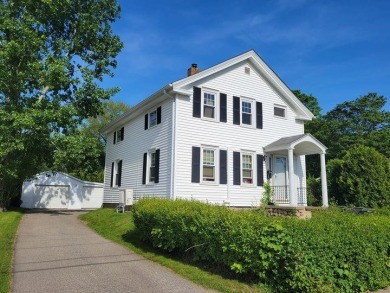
[13,211,210,293]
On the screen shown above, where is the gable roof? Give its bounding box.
[102,50,314,134]
[264,133,327,155]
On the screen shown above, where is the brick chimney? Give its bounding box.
[187,63,200,76]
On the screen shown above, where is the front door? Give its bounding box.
[273,156,288,203]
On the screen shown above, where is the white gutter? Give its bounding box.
[163,90,176,200]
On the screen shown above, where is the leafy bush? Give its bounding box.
[133,198,390,292]
[306,175,322,206]
[328,145,390,207]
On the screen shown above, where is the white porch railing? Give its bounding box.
[271,185,289,204]
[271,186,307,205]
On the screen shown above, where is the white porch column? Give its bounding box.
[288,148,297,206]
[320,152,329,207]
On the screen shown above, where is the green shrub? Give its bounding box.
[133,199,390,292]
[328,145,390,207]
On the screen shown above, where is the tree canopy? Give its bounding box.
[0,0,123,208]
[52,100,130,182]
[295,91,390,177]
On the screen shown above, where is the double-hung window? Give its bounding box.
[110,160,122,187]
[242,154,253,184]
[145,106,161,130]
[202,149,215,182]
[142,149,160,184]
[149,109,157,128]
[149,151,156,182]
[241,100,252,125]
[113,127,124,144]
[203,92,216,119]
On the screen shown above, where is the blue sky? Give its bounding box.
[104,0,390,114]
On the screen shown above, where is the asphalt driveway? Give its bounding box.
[12,211,210,293]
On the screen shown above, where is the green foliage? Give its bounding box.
[328,146,390,207]
[295,92,389,177]
[292,90,322,117]
[133,199,390,292]
[0,0,123,207]
[261,182,272,205]
[80,209,267,293]
[306,176,321,206]
[52,100,130,182]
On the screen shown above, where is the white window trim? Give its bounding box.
[241,152,255,186]
[200,146,219,185]
[274,104,287,119]
[240,97,255,128]
[113,159,121,188]
[201,88,219,122]
[146,148,156,185]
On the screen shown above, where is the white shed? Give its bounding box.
[21,171,104,210]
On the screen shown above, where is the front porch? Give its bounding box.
[264,134,328,207]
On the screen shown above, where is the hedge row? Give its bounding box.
[132,199,390,292]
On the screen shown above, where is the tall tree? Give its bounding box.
[0,0,123,209]
[52,100,130,182]
[297,92,390,177]
[292,90,322,117]
[320,93,389,160]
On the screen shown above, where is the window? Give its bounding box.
[242,154,253,184]
[111,160,122,187]
[149,109,157,128]
[203,92,215,119]
[274,106,286,118]
[149,151,156,182]
[113,127,124,144]
[142,149,160,184]
[202,149,215,182]
[145,106,161,129]
[241,100,252,125]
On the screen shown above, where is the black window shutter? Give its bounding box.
[256,102,263,129]
[157,106,162,124]
[257,155,264,186]
[233,96,240,125]
[121,127,124,140]
[191,147,200,183]
[220,93,227,122]
[117,160,122,187]
[155,149,160,183]
[233,151,241,185]
[220,150,227,184]
[193,87,201,118]
[113,132,116,144]
[144,114,148,130]
[142,153,147,184]
[110,162,114,187]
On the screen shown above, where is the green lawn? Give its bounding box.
[80,209,267,293]
[0,211,23,293]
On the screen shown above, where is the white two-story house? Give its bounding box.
[102,50,328,207]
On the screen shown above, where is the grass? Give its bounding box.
[0,210,23,293]
[80,209,268,293]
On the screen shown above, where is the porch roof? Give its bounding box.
[264,133,327,155]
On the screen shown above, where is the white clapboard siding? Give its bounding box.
[103,98,173,203]
[173,61,305,206]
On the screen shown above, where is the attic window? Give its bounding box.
[274,105,286,118]
[244,67,250,75]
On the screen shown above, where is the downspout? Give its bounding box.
[163,90,176,200]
